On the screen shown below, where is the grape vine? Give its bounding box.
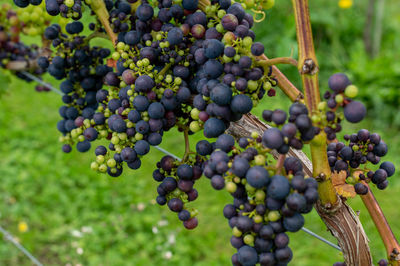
[1,0,400,265]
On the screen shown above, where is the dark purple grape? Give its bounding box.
[267,175,290,200]
[354,183,368,195]
[380,161,395,177]
[283,213,304,232]
[328,73,351,93]
[262,128,283,150]
[237,245,258,266]
[344,101,366,123]
[246,166,270,188]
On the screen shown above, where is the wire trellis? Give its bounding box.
[0,73,342,265]
[0,225,43,266]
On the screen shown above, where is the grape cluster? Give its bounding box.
[327,129,395,193]
[16,1,53,36]
[261,102,319,153]
[70,0,275,176]
[45,0,83,20]
[202,133,318,265]
[107,0,136,34]
[38,22,113,154]
[153,154,204,229]
[322,73,366,140]
[0,4,46,81]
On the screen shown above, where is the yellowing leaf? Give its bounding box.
[332,171,356,198]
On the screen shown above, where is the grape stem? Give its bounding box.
[86,31,111,43]
[275,154,286,175]
[361,181,400,265]
[182,129,191,161]
[258,57,298,68]
[291,0,337,205]
[89,0,118,47]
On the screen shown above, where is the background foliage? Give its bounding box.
[1,0,400,265]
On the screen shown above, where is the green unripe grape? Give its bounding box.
[107,159,117,168]
[135,133,143,140]
[112,52,120,60]
[189,121,201,132]
[251,131,259,139]
[254,215,263,224]
[226,181,237,193]
[234,54,241,62]
[345,85,358,98]
[318,101,327,111]
[335,94,344,104]
[117,42,125,51]
[216,23,224,33]
[217,9,226,18]
[65,0,74,7]
[118,133,127,141]
[243,36,253,47]
[175,77,182,85]
[111,136,119,144]
[311,114,321,123]
[96,155,105,164]
[262,0,275,9]
[263,81,271,90]
[98,164,107,173]
[254,155,266,166]
[190,108,200,120]
[245,183,256,193]
[90,162,99,171]
[347,176,357,185]
[248,80,258,91]
[78,135,85,142]
[233,227,242,237]
[223,55,232,63]
[243,234,254,245]
[268,210,281,222]
[255,190,266,201]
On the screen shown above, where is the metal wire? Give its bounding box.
[17,74,342,253]
[301,227,342,251]
[21,71,64,95]
[154,146,182,161]
[0,225,44,266]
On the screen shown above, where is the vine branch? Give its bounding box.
[361,182,400,265]
[258,57,298,68]
[292,0,337,205]
[291,0,372,264]
[90,0,118,47]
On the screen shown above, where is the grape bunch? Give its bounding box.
[153,154,204,229]
[44,0,83,20]
[107,0,136,34]
[0,4,47,81]
[37,22,113,153]
[61,0,276,176]
[261,102,319,153]
[327,129,395,193]
[16,1,53,36]
[321,73,366,140]
[201,132,318,265]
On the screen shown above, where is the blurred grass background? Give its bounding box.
[0,0,400,265]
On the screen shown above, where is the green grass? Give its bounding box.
[1,75,400,266]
